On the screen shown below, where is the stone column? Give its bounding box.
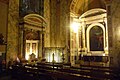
[104,17,109,55]
[7,0,19,64]
[18,22,24,58]
[82,21,86,54]
[106,0,113,67]
[37,31,41,59]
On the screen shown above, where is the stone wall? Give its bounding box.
[0,2,7,43]
[49,0,70,62]
[110,0,120,68]
[50,0,70,47]
[44,0,50,47]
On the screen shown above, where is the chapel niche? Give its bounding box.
[90,26,104,51]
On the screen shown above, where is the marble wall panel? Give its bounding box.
[110,0,120,67]
[50,0,57,47]
[60,0,70,47]
[0,2,7,43]
[44,0,50,47]
[50,0,70,47]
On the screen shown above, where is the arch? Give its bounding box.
[79,8,106,19]
[22,14,47,60]
[70,0,106,16]
[24,14,47,29]
[86,23,105,52]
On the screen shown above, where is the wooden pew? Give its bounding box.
[11,63,120,80]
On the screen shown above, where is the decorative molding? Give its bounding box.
[24,14,47,28]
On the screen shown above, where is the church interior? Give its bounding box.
[0,0,120,79]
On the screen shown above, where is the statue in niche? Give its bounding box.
[90,26,104,51]
[29,53,36,61]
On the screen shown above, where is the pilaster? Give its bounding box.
[7,0,19,63]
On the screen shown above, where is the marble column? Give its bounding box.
[7,0,19,64]
[18,23,24,58]
[82,21,87,53]
[104,17,109,55]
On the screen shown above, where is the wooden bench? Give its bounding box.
[11,63,120,80]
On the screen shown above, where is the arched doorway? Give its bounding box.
[19,14,47,60]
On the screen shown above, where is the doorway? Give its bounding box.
[25,40,39,60]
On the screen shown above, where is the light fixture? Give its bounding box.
[71,22,80,33]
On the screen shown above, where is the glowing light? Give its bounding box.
[103,54,105,56]
[25,53,29,60]
[44,48,63,63]
[25,40,38,60]
[46,52,62,63]
[71,22,80,33]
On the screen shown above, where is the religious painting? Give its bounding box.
[25,40,38,60]
[26,43,30,54]
[90,26,104,51]
[32,43,36,54]
[19,0,44,17]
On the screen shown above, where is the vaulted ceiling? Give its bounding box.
[70,0,112,16]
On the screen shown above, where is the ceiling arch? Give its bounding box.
[79,8,106,19]
[23,14,47,31]
[70,0,111,16]
[24,14,47,27]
